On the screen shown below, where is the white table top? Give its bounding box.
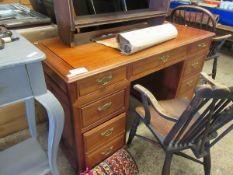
[0,31,45,70]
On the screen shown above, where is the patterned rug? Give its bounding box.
[81,148,138,175]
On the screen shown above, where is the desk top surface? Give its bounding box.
[37,24,214,83]
[0,32,45,70]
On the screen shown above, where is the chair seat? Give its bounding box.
[0,138,50,175]
[136,98,191,142]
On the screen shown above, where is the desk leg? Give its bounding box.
[35,91,64,175]
[25,97,37,138]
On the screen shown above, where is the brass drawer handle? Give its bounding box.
[101,146,114,156]
[160,55,170,63]
[96,75,113,86]
[101,127,114,137]
[186,80,193,87]
[191,61,199,69]
[97,102,112,112]
[198,43,207,48]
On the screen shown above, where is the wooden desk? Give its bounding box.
[36,24,214,173]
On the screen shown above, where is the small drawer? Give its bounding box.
[85,134,125,168]
[80,90,125,128]
[190,39,211,54]
[132,46,186,77]
[178,75,200,95]
[77,66,126,96]
[83,113,126,153]
[0,66,32,105]
[183,56,204,77]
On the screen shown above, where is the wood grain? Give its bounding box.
[75,10,166,28]
[83,113,125,153]
[85,134,125,168]
[183,54,205,77]
[131,45,187,79]
[38,24,214,83]
[54,0,169,46]
[37,24,214,173]
[177,74,201,96]
[79,90,126,128]
[77,66,127,97]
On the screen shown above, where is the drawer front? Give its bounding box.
[80,90,125,128]
[178,75,200,95]
[190,39,211,55]
[77,66,127,97]
[85,134,125,168]
[132,46,187,76]
[0,66,32,105]
[183,56,205,77]
[84,113,126,153]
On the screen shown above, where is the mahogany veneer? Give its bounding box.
[36,24,214,174]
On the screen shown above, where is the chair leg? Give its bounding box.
[212,56,218,79]
[162,153,173,175]
[127,115,140,146]
[203,153,211,175]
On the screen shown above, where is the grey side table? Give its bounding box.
[0,32,64,175]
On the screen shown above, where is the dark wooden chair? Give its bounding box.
[170,5,232,79]
[127,72,233,175]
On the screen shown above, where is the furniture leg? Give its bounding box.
[212,56,218,79]
[35,91,64,175]
[127,115,140,146]
[162,153,173,175]
[203,153,211,175]
[25,97,37,138]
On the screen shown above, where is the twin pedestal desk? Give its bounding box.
[36,24,214,173]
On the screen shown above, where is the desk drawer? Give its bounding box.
[85,134,124,168]
[190,39,211,55]
[77,66,126,97]
[183,56,205,77]
[178,75,200,95]
[132,46,186,77]
[0,66,32,105]
[80,90,126,128]
[84,113,126,153]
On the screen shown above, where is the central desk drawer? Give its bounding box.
[132,46,187,77]
[77,66,126,97]
[83,113,126,153]
[80,90,126,128]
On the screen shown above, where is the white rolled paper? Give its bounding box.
[117,23,178,55]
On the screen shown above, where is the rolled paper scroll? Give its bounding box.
[117,23,178,54]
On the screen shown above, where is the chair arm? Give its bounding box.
[213,34,232,42]
[200,72,228,89]
[134,84,178,122]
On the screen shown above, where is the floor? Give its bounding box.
[0,49,232,175]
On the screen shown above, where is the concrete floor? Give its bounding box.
[0,49,232,175]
